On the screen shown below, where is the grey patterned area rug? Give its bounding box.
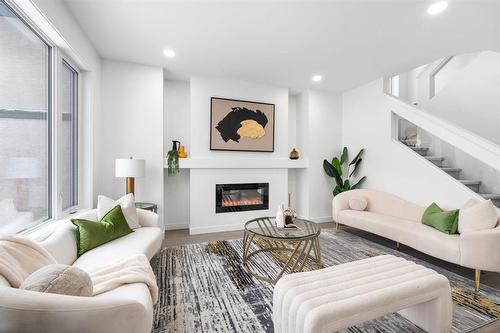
[151,229,500,333]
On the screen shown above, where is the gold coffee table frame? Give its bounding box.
[242,217,322,284]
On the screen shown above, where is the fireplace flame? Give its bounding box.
[222,199,264,207]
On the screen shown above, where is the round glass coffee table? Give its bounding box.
[242,217,322,284]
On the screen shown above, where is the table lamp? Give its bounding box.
[115,157,145,195]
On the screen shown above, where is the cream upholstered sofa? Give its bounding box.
[0,208,163,333]
[333,189,500,290]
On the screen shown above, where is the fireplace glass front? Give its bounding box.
[216,183,269,213]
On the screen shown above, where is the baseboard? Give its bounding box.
[165,222,189,231]
[189,223,245,235]
[189,216,333,235]
[297,215,333,223]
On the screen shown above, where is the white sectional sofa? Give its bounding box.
[0,208,163,333]
[333,189,500,290]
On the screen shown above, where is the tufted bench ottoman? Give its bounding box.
[273,255,452,333]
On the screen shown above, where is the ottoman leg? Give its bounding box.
[398,290,453,333]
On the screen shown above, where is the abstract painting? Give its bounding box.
[210,97,275,152]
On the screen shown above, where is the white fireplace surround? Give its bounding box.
[189,168,290,235]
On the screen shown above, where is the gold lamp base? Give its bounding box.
[126,177,135,195]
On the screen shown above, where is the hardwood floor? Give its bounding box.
[162,222,499,333]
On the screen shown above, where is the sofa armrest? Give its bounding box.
[137,209,159,228]
[0,284,152,333]
[460,226,500,272]
[332,191,352,222]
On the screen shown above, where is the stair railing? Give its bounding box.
[384,90,500,173]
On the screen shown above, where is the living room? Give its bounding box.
[1,0,499,332]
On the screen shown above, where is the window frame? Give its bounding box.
[60,58,80,213]
[1,0,83,234]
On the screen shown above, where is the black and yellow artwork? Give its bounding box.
[210,97,275,152]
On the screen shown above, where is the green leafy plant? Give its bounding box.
[166,150,179,176]
[323,147,366,196]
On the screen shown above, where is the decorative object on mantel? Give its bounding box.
[323,147,366,196]
[289,148,299,160]
[276,204,285,228]
[178,145,188,158]
[210,97,275,152]
[115,157,145,195]
[166,141,180,176]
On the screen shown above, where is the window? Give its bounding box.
[0,1,79,234]
[0,1,51,233]
[61,60,78,211]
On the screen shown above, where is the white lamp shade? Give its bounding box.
[115,158,145,178]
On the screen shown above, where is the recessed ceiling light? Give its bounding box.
[312,75,322,82]
[427,1,448,15]
[163,49,176,58]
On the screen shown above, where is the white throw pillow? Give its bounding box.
[458,199,498,234]
[348,197,368,211]
[97,194,140,229]
[463,198,481,209]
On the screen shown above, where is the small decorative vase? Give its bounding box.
[276,204,285,228]
[178,145,188,158]
[289,148,299,160]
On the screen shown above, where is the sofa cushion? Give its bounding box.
[72,227,162,271]
[20,264,92,297]
[338,210,460,264]
[98,194,141,229]
[458,199,498,234]
[72,205,134,256]
[40,222,78,265]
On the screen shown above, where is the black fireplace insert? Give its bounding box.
[216,183,269,213]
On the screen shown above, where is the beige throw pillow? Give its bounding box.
[458,199,498,234]
[97,194,140,229]
[349,197,368,211]
[20,264,92,296]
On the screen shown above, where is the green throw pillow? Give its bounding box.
[71,205,133,256]
[421,202,459,234]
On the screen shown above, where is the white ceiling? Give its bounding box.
[64,0,500,92]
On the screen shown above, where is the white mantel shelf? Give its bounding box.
[165,158,309,169]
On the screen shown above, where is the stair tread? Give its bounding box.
[425,156,445,160]
[411,147,429,151]
[459,180,482,185]
[479,193,500,199]
[440,167,462,172]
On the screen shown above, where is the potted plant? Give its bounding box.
[323,147,366,196]
[167,141,180,176]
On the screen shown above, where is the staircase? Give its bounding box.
[402,142,500,207]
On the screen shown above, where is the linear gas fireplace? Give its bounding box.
[216,183,269,213]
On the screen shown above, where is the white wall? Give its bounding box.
[98,60,164,226]
[420,51,500,146]
[295,90,343,221]
[190,76,289,158]
[163,80,190,229]
[342,78,477,208]
[288,94,298,208]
